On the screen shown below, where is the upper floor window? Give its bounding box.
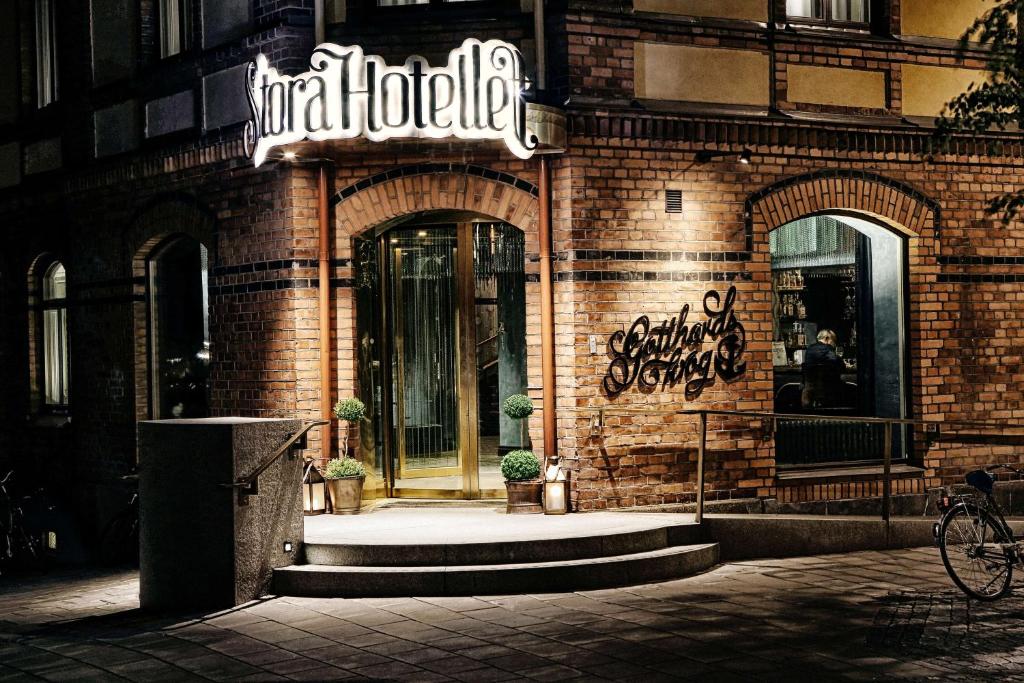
[41,262,69,408]
[159,0,192,58]
[34,0,58,107]
[376,0,484,5]
[787,0,870,26]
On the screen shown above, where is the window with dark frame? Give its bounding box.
[41,262,69,409]
[375,0,489,7]
[786,0,870,26]
[34,0,58,108]
[159,0,192,58]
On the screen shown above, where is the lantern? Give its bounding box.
[544,460,569,515]
[302,460,327,515]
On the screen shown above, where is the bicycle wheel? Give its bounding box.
[939,503,1013,600]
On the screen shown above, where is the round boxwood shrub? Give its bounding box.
[500,449,540,482]
[324,457,366,479]
[333,397,366,423]
[502,394,534,420]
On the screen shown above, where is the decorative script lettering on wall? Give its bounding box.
[244,39,538,167]
[603,286,747,399]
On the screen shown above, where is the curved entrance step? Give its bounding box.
[303,522,704,566]
[274,543,719,597]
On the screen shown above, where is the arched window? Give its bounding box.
[770,214,907,466]
[147,236,210,419]
[41,261,69,407]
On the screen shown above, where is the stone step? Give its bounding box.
[274,543,719,597]
[371,499,507,510]
[303,522,704,567]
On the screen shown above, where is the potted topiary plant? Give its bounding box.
[503,393,533,446]
[501,449,543,514]
[324,457,366,514]
[333,397,366,458]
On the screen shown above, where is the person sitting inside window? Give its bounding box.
[801,329,846,410]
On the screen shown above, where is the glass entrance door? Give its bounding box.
[375,220,526,499]
[385,226,466,494]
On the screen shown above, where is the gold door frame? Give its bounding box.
[378,220,505,500]
[391,243,462,481]
[455,222,480,498]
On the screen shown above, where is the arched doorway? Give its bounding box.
[770,213,908,466]
[354,213,528,499]
[146,235,211,419]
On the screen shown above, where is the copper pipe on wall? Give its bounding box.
[318,164,334,462]
[538,155,556,458]
[533,0,547,91]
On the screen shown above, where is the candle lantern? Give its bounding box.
[544,460,569,515]
[302,460,327,515]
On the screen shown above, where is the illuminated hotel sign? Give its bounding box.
[244,39,538,166]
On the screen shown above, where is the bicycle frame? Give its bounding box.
[937,467,1024,567]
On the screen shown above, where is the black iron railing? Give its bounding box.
[679,410,1024,523]
[564,406,1024,524]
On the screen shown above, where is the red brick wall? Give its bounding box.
[4,0,1024,530]
[555,123,1024,509]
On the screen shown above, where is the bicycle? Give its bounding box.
[934,464,1024,600]
[97,472,139,567]
[0,470,44,575]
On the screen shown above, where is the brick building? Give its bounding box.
[1,0,1022,541]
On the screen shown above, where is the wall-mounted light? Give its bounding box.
[282,150,297,161]
[695,148,753,164]
[283,541,294,553]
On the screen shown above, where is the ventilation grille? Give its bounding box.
[665,189,682,214]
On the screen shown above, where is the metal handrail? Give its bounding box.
[541,405,1023,431]
[678,409,1024,431]
[681,409,1024,524]
[223,420,327,499]
[537,406,1024,525]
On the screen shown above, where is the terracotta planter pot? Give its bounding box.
[505,480,544,514]
[327,476,365,514]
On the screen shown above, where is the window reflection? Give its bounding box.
[786,0,870,24]
[148,237,210,419]
[771,215,905,466]
[42,262,68,407]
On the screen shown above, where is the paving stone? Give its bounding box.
[447,667,519,682]
[348,659,424,678]
[390,646,464,665]
[401,656,479,676]
[4,547,1024,681]
[283,665,361,681]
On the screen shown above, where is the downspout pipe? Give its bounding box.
[538,156,556,461]
[314,0,325,44]
[318,164,333,462]
[533,0,547,91]
[534,0,556,460]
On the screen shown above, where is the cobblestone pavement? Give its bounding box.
[2,547,1024,682]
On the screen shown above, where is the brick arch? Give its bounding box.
[331,163,539,206]
[333,168,540,240]
[746,170,939,238]
[329,168,543,463]
[126,194,217,267]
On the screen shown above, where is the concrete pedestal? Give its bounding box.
[137,417,304,610]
